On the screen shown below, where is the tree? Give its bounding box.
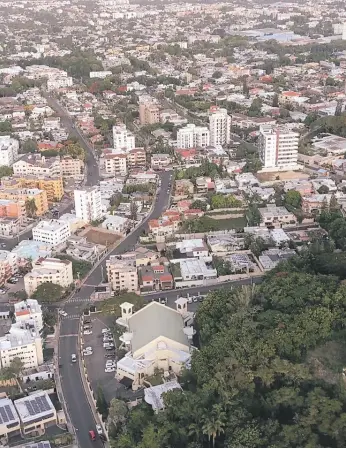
[129,201,138,221]
[247,204,261,226]
[25,198,38,218]
[329,193,339,211]
[0,121,12,133]
[43,309,57,328]
[284,190,302,209]
[64,143,85,161]
[21,139,38,153]
[190,199,208,212]
[318,185,329,194]
[202,406,226,448]
[96,385,109,419]
[272,93,279,107]
[32,283,65,302]
[0,166,13,179]
[108,398,128,433]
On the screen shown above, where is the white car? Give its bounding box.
[84,346,92,352]
[84,351,93,356]
[187,297,192,304]
[59,310,68,317]
[96,424,103,435]
[101,328,110,334]
[105,367,116,373]
[83,330,92,335]
[106,360,115,366]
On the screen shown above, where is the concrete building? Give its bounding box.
[0,188,48,216]
[116,301,192,390]
[0,397,20,442]
[74,187,102,223]
[12,155,61,178]
[32,219,71,246]
[258,124,299,171]
[14,299,43,332]
[259,205,297,228]
[139,101,160,125]
[127,148,146,168]
[60,156,84,178]
[106,256,138,292]
[104,153,128,175]
[209,106,231,146]
[177,124,210,149]
[1,176,64,203]
[14,391,57,435]
[46,76,73,91]
[24,258,73,296]
[0,325,43,370]
[342,22,346,40]
[112,124,136,152]
[0,250,16,286]
[0,199,26,222]
[102,215,130,234]
[0,136,19,167]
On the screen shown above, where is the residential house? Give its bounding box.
[139,265,174,292]
[259,205,297,228]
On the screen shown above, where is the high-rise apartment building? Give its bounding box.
[0,136,19,166]
[177,124,210,149]
[209,106,231,146]
[112,124,136,152]
[74,187,102,223]
[258,125,299,171]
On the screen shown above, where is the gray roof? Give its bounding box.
[128,302,189,353]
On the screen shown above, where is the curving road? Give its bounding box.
[59,170,172,448]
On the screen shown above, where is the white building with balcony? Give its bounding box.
[258,124,299,171]
[209,106,231,146]
[74,187,102,223]
[112,124,136,152]
[177,124,210,149]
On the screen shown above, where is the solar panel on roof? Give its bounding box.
[0,408,7,423]
[32,400,40,414]
[5,404,14,420]
[40,396,51,412]
[24,400,35,416]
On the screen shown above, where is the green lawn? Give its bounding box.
[210,216,247,230]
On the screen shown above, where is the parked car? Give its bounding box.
[105,367,116,373]
[83,330,92,335]
[101,328,110,334]
[105,353,115,358]
[71,354,77,363]
[96,424,103,435]
[89,430,96,441]
[159,297,167,305]
[84,351,93,356]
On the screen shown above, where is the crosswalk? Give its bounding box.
[61,314,80,320]
[66,298,92,304]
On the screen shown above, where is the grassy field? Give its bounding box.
[209,216,247,230]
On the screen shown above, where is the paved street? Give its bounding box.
[59,170,172,448]
[44,94,100,187]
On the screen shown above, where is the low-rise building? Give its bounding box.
[259,205,297,228]
[14,299,43,331]
[175,239,209,258]
[173,258,217,288]
[65,236,106,263]
[0,199,26,222]
[258,248,296,271]
[139,265,174,292]
[12,155,61,178]
[102,215,130,235]
[151,154,172,170]
[127,148,146,168]
[174,179,194,196]
[133,246,160,267]
[0,398,20,442]
[0,217,21,237]
[24,258,73,296]
[106,256,138,292]
[302,194,332,213]
[195,177,215,194]
[32,219,71,246]
[14,391,57,435]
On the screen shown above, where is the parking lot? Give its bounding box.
[0,276,25,304]
[80,314,129,402]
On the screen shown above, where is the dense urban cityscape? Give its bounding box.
[0,0,346,447]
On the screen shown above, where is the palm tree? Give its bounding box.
[202,405,226,447]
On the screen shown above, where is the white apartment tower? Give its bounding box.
[258,125,299,171]
[342,22,346,40]
[74,187,102,223]
[112,124,136,152]
[0,136,19,166]
[209,107,231,146]
[177,124,210,149]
